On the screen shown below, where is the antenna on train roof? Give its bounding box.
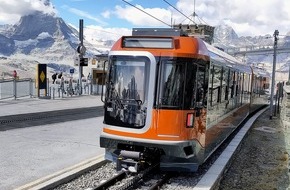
[121,0,171,27]
[163,0,196,25]
[162,0,214,44]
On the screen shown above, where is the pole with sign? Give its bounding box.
[78,19,85,95]
[37,64,47,98]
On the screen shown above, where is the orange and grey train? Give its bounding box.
[100,28,269,172]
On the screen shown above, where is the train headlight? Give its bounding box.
[186,113,194,128]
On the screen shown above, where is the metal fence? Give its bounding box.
[0,78,35,100]
[0,78,100,100]
[47,78,93,99]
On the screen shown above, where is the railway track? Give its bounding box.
[81,162,170,190]
[17,107,268,190]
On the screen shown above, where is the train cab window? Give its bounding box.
[159,59,185,108]
[104,55,150,128]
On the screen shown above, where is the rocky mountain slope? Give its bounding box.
[0,11,110,78]
[213,24,290,80]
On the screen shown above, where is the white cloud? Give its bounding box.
[84,25,131,42]
[109,0,290,37]
[114,4,172,27]
[0,0,56,24]
[174,0,290,36]
[101,10,111,19]
[61,5,108,26]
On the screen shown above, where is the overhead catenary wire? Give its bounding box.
[122,0,171,27]
[163,0,196,25]
[194,12,210,26]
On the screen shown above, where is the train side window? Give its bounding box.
[204,64,209,107]
[209,65,214,106]
[222,68,228,101]
[214,66,222,103]
[240,73,244,104]
[196,65,206,107]
[235,71,239,96]
[245,73,251,103]
[219,67,224,103]
[184,62,197,109]
[230,71,235,98]
[209,64,222,106]
[159,60,185,108]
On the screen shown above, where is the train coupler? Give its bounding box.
[117,150,145,173]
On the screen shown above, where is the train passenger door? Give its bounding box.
[192,64,207,146]
[155,59,185,137]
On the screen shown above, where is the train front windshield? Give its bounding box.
[104,55,150,128]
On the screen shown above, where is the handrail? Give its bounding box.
[101,60,108,103]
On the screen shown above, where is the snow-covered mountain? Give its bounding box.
[0,11,110,78]
[213,24,277,48]
[213,24,290,81]
[0,11,109,59]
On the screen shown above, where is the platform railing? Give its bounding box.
[0,77,100,100]
[0,78,35,100]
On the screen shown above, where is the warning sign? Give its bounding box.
[37,64,47,90]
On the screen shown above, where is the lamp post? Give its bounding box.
[269,30,279,119]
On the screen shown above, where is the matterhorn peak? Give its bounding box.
[214,23,239,42]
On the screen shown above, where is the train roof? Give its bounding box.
[203,39,252,73]
[110,28,269,75]
[131,28,251,73]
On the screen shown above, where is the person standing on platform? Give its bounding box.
[60,76,66,94]
[13,70,17,79]
[52,73,57,84]
[58,72,63,79]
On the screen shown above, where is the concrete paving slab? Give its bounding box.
[0,116,105,190]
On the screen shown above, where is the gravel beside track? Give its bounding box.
[218,109,290,190]
[53,162,117,190]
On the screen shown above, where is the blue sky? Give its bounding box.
[0,0,290,41]
[51,0,170,28]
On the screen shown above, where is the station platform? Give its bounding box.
[0,95,105,190]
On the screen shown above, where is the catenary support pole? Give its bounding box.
[269,30,279,119]
[79,19,83,95]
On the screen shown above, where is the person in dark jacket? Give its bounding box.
[52,73,57,84]
[58,72,62,79]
